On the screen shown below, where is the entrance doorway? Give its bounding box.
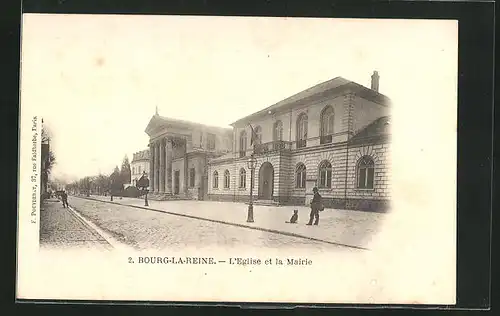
[174,170,180,195]
[258,162,274,200]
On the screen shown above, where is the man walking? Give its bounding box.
[61,190,69,208]
[307,187,323,226]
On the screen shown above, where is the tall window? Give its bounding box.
[296,113,308,148]
[199,133,204,148]
[321,106,335,135]
[213,171,219,188]
[254,126,262,144]
[224,170,230,189]
[318,160,332,188]
[357,156,375,189]
[189,168,195,187]
[138,166,141,174]
[207,133,216,150]
[239,131,247,157]
[239,168,246,188]
[295,163,306,188]
[320,106,334,144]
[273,120,283,141]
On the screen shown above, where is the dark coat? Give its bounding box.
[310,192,323,211]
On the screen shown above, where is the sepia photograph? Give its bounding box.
[17,15,457,304]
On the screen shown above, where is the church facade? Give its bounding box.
[206,71,392,212]
[144,115,233,200]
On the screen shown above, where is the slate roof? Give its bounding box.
[230,76,391,127]
[145,114,232,136]
[349,116,391,145]
[207,152,237,163]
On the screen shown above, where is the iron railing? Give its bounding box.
[254,141,292,154]
[296,139,307,148]
[320,135,333,144]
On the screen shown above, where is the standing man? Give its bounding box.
[61,190,69,208]
[307,187,323,226]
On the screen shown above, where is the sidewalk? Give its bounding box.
[79,195,385,250]
[40,198,113,250]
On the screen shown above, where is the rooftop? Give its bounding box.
[145,114,233,136]
[230,76,391,127]
[349,116,391,144]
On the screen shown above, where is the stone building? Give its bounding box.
[131,149,150,187]
[145,114,233,200]
[207,71,391,212]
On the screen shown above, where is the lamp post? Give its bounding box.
[110,179,114,201]
[86,178,91,197]
[137,171,150,207]
[246,153,257,223]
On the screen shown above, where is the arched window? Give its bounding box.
[239,168,246,188]
[254,125,262,144]
[295,163,306,188]
[239,131,247,157]
[320,106,334,143]
[296,113,308,148]
[357,156,375,189]
[273,120,283,141]
[213,171,219,188]
[224,170,230,189]
[318,160,332,188]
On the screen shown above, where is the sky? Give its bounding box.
[20,15,458,182]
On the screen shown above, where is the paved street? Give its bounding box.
[40,198,112,250]
[67,195,384,251]
[66,196,362,252]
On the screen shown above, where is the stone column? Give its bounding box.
[149,143,155,192]
[154,142,160,192]
[159,139,166,193]
[165,138,173,194]
[183,139,188,195]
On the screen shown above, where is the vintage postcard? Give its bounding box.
[17,14,457,304]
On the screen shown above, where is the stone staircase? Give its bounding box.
[147,192,190,201]
[247,199,280,207]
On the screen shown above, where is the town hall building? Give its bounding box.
[207,71,391,212]
[144,71,391,212]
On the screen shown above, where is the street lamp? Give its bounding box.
[86,178,91,197]
[110,179,114,201]
[137,171,150,207]
[246,153,257,223]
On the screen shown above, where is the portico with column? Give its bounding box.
[145,112,233,200]
[148,136,175,196]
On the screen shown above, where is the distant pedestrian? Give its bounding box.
[307,187,323,226]
[61,191,69,208]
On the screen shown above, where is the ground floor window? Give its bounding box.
[213,171,218,188]
[318,160,332,188]
[295,163,306,188]
[357,156,375,189]
[239,168,246,188]
[224,170,230,188]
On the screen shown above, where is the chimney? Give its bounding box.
[371,71,380,92]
